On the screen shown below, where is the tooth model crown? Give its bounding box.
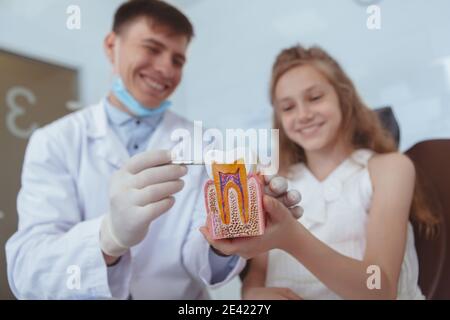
[204,160,265,239]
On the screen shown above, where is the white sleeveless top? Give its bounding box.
[266,149,425,300]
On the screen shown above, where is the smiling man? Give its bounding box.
[105,2,188,115]
[6,0,301,299]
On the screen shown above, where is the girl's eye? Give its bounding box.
[310,94,323,102]
[281,105,294,112]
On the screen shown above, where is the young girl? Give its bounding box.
[201,45,438,300]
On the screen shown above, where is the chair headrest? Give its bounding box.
[374,106,400,147]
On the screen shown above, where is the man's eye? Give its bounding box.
[146,46,160,54]
[173,59,185,68]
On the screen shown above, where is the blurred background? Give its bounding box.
[1,0,450,299]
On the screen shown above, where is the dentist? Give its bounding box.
[6,0,300,299]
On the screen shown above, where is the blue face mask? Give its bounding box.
[111,76,172,117]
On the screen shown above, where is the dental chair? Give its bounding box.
[376,107,449,300]
[405,140,450,299]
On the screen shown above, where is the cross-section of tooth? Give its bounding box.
[204,159,265,240]
[204,147,257,180]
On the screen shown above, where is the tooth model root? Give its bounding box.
[204,161,265,239]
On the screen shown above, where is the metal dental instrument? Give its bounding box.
[171,160,205,165]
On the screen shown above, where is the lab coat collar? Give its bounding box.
[87,100,109,139]
[86,100,128,169]
[86,99,180,170]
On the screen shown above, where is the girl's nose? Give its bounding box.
[296,104,313,123]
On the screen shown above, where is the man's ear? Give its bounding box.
[104,32,116,65]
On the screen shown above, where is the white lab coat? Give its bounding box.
[5,101,246,299]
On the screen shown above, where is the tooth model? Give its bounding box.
[203,149,265,239]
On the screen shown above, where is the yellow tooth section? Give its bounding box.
[212,159,249,225]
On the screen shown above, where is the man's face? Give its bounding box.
[107,17,189,108]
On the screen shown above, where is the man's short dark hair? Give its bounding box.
[113,0,194,41]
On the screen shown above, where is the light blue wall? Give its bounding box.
[173,0,450,152]
[0,0,124,105]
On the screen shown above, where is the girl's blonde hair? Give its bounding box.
[270,45,439,237]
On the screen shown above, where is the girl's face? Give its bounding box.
[274,64,343,153]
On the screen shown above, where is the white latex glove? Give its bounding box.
[263,174,303,219]
[100,150,187,257]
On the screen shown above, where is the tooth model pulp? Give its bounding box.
[204,160,265,239]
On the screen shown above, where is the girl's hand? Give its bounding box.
[200,195,303,259]
[263,174,303,219]
[242,287,302,300]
